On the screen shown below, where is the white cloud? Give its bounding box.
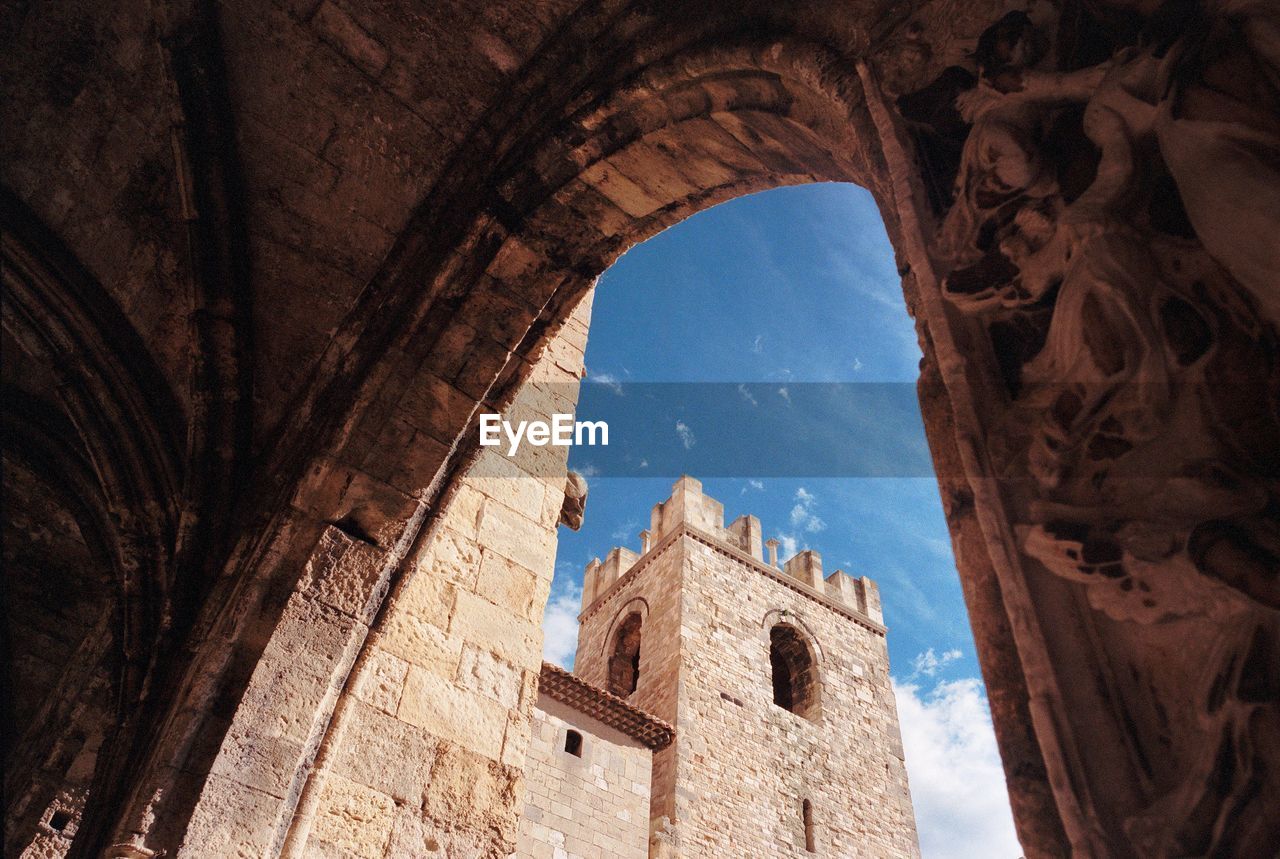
[893,678,1022,859]
[751,334,764,354]
[675,421,696,449]
[912,647,963,678]
[771,488,826,563]
[789,486,826,533]
[777,386,791,404]
[738,384,759,407]
[589,370,624,395]
[541,581,583,668]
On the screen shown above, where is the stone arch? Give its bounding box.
[254,19,1066,857]
[1,395,123,857]
[607,612,644,697]
[760,609,825,666]
[262,31,893,538]
[768,623,822,721]
[1,194,186,856]
[601,597,651,657]
[1,197,183,636]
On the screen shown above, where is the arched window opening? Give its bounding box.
[770,624,820,719]
[607,612,643,697]
[802,799,816,853]
[564,729,583,757]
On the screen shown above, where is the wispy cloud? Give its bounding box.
[751,334,764,354]
[777,386,791,404]
[911,647,963,679]
[675,421,696,449]
[789,486,826,533]
[738,384,759,407]
[893,677,1021,859]
[771,487,825,563]
[541,580,583,668]
[590,370,625,395]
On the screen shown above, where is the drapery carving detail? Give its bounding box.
[901,3,1280,854]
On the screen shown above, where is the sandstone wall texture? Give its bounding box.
[517,695,654,859]
[575,478,919,858]
[165,291,594,857]
[279,292,595,858]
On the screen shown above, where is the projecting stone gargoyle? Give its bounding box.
[558,469,589,530]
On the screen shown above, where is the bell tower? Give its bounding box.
[572,477,920,857]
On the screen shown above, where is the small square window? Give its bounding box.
[49,810,72,832]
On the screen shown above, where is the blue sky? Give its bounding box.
[541,183,1020,858]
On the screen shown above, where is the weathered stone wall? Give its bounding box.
[576,478,919,857]
[163,291,593,857]
[516,695,653,859]
[276,292,595,858]
[2,457,118,858]
[575,530,684,835]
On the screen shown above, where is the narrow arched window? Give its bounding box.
[770,624,820,719]
[802,799,816,852]
[607,612,643,696]
[564,729,583,757]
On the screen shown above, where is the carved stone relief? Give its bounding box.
[901,2,1280,854]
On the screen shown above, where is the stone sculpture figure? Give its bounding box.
[912,2,1280,853]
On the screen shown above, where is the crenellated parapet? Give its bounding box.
[582,477,885,624]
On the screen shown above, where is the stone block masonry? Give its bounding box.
[517,664,673,859]
[250,292,598,857]
[574,477,920,857]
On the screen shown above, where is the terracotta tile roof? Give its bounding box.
[537,662,675,750]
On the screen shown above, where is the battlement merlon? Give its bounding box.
[582,546,640,610]
[651,475,724,539]
[784,549,823,588]
[725,513,763,559]
[825,570,883,624]
[581,477,885,623]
